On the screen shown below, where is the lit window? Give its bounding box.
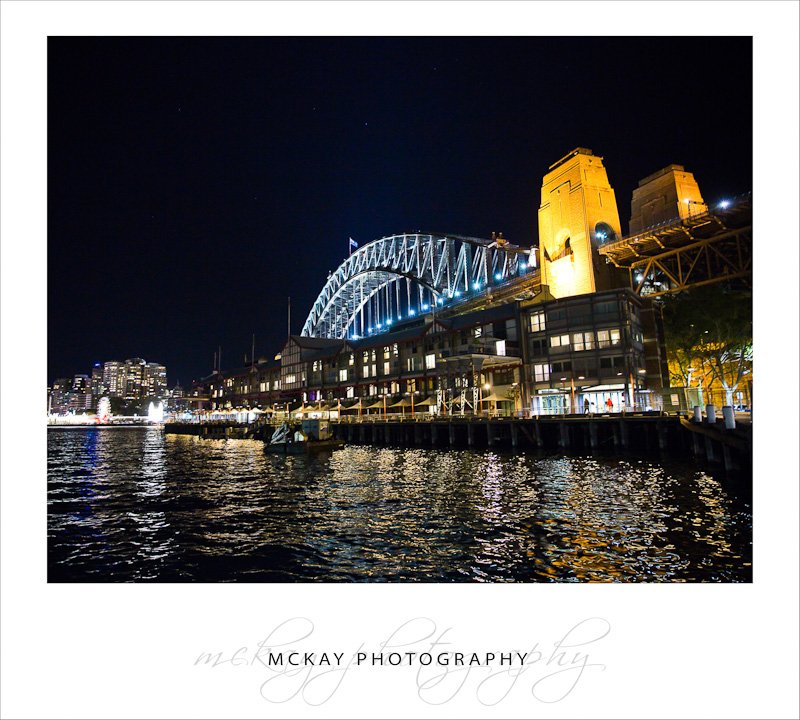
[286,374,296,385]
[530,311,546,333]
[346,386,355,399]
[474,326,483,338]
[425,353,436,370]
[549,334,570,349]
[495,340,506,356]
[348,354,354,366]
[572,332,594,351]
[383,361,390,375]
[611,329,622,345]
[339,369,348,382]
[534,363,550,382]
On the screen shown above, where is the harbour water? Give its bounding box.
[48,427,752,582]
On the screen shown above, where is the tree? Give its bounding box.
[661,285,752,406]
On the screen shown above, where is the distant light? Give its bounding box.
[494,272,502,281]
[421,304,429,311]
[578,376,585,380]
[684,198,692,204]
[437,298,444,305]
[638,369,646,374]
[454,290,462,297]
[396,315,402,320]
[519,262,528,271]
[560,377,567,381]
[386,319,392,325]
[376,323,382,328]
[473,282,481,290]
[718,199,730,209]
[408,309,416,316]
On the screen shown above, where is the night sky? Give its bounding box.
[48,37,752,386]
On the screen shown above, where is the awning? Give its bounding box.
[366,400,385,409]
[389,398,412,407]
[481,393,513,402]
[415,397,438,406]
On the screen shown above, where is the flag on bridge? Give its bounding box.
[349,237,358,256]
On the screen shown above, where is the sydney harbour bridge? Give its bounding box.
[300,232,536,339]
[300,194,751,341]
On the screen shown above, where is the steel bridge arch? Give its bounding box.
[301,232,522,339]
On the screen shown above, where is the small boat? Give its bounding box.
[265,419,344,454]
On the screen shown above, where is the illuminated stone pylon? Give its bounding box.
[628,164,707,234]
[537,147,623,298]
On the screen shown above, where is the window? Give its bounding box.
[346,386,355,399]
[474,326,483,338]
[495,339,506,356]
[572,332,595,351]
[363,365,372,378]
[529,311,546,332]
[534,363,550,382]
[425,353,436,370]
[363,351,370,364]
[339,369,348,382]
[286,374,296,385]
[348,354,354,366]
[383,361,390,376]
[597,329,622,348]
[548,308,566,323]
[530,338,547,357]
[312,360,321,371]
[594,301,617,317]
[259,382,267,392]
[550,334,570,349]
[393,344,399,357]
[383,346,390,359]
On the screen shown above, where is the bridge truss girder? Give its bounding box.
[302,233,521,339]
[629,226,752,298]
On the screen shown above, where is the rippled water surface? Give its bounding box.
[47,427,752,582]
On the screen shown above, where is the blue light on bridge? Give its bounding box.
[473,282,481,290]
[454,290,462,298]
[421,303,429,311]
[519,262,528,271]
[437,298,444,305]
[718,199,730,209]
[386,319,393,326]
[408,309,416,316]
[494,272,502,281]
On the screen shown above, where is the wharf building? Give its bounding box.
[192,148,748,417]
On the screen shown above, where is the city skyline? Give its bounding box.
[47,36,752,385]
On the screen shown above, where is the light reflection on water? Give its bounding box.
[47,428,752,582]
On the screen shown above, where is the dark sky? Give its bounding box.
[48,36,752,386]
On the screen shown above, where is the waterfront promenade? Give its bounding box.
[165,410,751,475]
